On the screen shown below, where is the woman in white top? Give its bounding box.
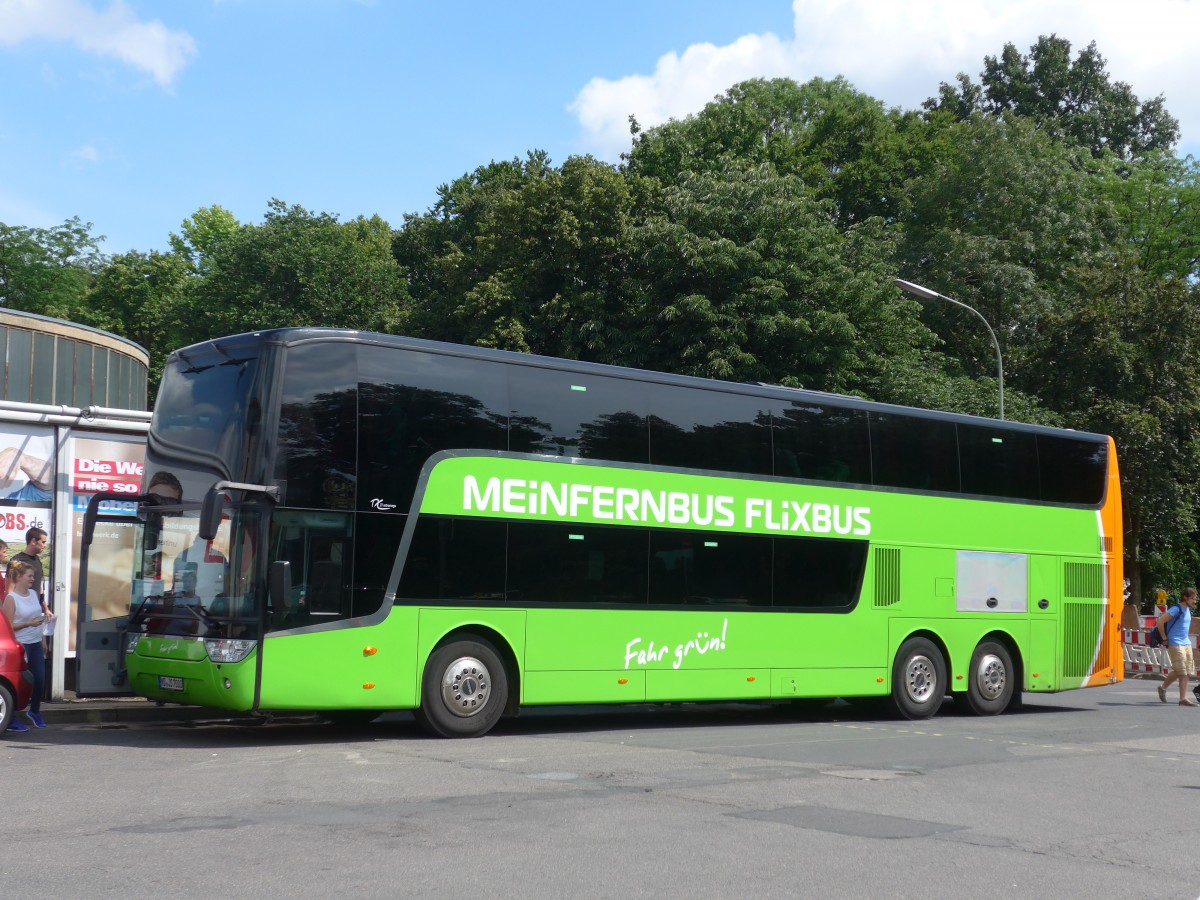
[2,558,52,730]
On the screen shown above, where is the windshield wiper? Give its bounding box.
[178,602,223,630]
[127,594,159,630]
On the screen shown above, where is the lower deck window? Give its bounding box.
[397,517,865,611]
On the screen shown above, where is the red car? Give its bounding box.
[0,611,33,734]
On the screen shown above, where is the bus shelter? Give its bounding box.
[0,399,149,698]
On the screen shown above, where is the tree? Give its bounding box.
[1098,152,1200,281]
[81,250,191,392]
[1023,266,1200,602]
[168,205,240,276]
[623,159,937,394]
[395,152,639,361]
[0,217,106,319]
[925,35,1179,160]
[627,77,914,225]
[183,200,408,344]
[897,114,1116,394]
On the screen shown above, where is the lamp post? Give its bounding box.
[893,278,1004,420]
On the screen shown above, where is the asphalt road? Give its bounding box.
[3,680,1198,899]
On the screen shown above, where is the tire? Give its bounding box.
[890,636,946,720]
[0,682,13,734]
[966,641,1014,716]
[417,637,508,738]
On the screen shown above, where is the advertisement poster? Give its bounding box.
[0,426,54,550]
[66,435,145,655]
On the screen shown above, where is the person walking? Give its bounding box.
[2,558,53,730]
[1156,586,1197,706]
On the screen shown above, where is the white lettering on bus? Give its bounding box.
[624,619,729,670]
[460,475,868,535]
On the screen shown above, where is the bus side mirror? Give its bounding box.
[199,486,224,541]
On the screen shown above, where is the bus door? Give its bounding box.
[75,495,165,696]
[1027,554,1058,690]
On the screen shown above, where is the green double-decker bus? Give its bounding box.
[81,328,1123,736]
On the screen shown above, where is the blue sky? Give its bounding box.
[1,0,1197,256]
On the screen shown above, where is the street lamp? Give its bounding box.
[893,278,1005,421]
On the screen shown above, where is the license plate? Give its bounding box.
[159,676,184,692]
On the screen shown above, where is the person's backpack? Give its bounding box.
[1149,605,1183,648]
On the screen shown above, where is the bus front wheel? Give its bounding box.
[890,637,946,720]
[418,638,508,738]
[966,641,1014,715]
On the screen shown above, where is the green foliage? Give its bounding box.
[1098,152,1200,280]
[395,152,638,360]
[925,35,1179,160]
[0,217,106,319]
[169,205,240,276]
[627,77,914,224]
[78,249,190,389]
[1024,266,1200,599]
[182,199,407,343]
[625,160,912,388]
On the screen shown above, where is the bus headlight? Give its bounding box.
[126,635,141,654]
[204,639,256,663]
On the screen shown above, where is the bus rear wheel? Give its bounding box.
[417,638,508,738]
[890,637,946,720]
[966,641,1014,716]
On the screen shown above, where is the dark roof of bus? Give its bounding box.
[171,327,1108,443]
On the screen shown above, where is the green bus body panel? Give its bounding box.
[127,637,257,710]
[257,609,420,710]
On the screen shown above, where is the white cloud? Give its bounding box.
[0,0,196,88]
[70,144,99,162]
[571,0,1200,160]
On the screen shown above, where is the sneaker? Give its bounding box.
[1158,684,1167,703]
[26,712,45,728]
[7,719,29,733]
[1179,698,1197,707]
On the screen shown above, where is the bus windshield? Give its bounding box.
[128,501,263,641]
[150,336,266,481]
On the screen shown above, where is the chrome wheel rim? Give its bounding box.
[440,656,491,718]
[904,654,937,704]
[975,653,1006,701]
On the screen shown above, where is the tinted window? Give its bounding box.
[772,402,871,484]
[398,517,508,601]
[870,413,960,492]
[647,384,772,475]
[268,509,358,628]
[352,513,407,614]
[650,530,772,607]
[276,342,358,510]
[773,536,866,609]
[508,522,648,604]
[959,424,1040,500]
[154,337,270,483]
[358,345,509,513]
[1039,435,1107,505]
[509,367,648,464]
